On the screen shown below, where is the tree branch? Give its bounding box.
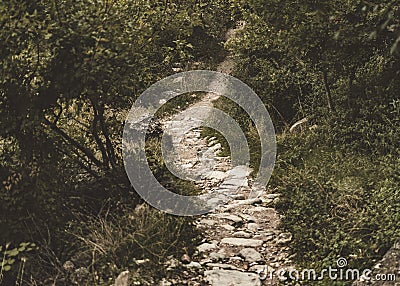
[44,117,103,168]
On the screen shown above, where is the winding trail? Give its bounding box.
[159,23,293,286]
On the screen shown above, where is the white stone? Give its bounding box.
[209,252,226,261]
[221,238,263,247]
[210,213,243,223]
[206,263,239,270]
[208,171,227,181]
[238,248,263,263]
[205,269,261,286]
[233,231,252,238]
[247,223,260,232]
[197,243,217,253]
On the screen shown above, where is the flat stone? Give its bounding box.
[233,231,252,238]
[199,219,217,226]
[198,243,217,253]
[223,198,263,210]
[185,261,202,269]
[253,234,274,242]
[221,224,235,231]
[227,166,252,178]
[239,214,256,222]
[229,256,244,262]
[209,252,226,261]
[265,194,280,199]
[251,206,270,212]
[211,213,242,223]
[206,263,239,270]
[247,223,260,232]
[208,171,227,181]
[221,178,248,187]
[221,238,263,247]
[239,248,263,263]
[205,269,261,286]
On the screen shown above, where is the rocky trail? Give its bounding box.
[156,23,293,286]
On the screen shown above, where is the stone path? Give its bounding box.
[158,23,293,286]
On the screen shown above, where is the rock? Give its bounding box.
[229,256,244,263]
[227,166,251,178]
[208,171,227,180]
[221,224,235,231]
[231,194,246,200]
[210,213,242,223]
[238,248,263,263]
[199,219,217,226]
[253,234,274,242]
[276,232,293,244]
[251,206,270,212]
[181,254,191,264]
[197,243,217,253]
[239,214,256,222]
[165,256,179,271]
[221,178,248,188]
[221,238,263,247]
[207,263,239,270]
[135,258,150,265]
[223,198,263,211]
[209,252,226,261]
[205,269,261,286]
[159,279,172,286]
[233,231,252,238]
[114,270,129,286]
[185,262,202,269]
[264,194,280,200]
[247,223,260,232]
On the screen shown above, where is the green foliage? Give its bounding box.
[0,242,38,284]
[272,132,400,285]
[64,205,199,285]
[223,0,400,284]
[0,0,234,283]
[229,0,400,128]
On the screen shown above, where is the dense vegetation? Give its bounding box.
[0,0,234,284]
[224,0,400,284]
[1,0,399,285]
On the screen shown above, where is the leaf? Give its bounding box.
[6,248,19,257]
[3,265,11,271]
